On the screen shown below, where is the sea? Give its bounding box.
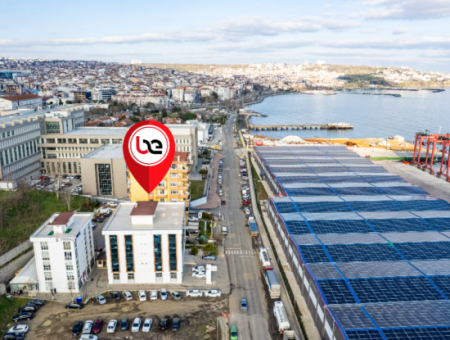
[246,90,450,143]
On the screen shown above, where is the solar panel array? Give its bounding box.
[255,145,450,340]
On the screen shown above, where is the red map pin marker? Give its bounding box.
[123,120,175,194]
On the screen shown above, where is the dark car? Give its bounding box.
[18,306,37,313]
[27,299,45,307]
[65,183,72,187]
[92,218,103,223]
[72,321,84,335]
[92,319,103,334]
[159,319,168,331]
[172,318,180,331]
[202,255,216,260]
[120,317,128,330]
[2,333,25,340]
[221,200,226,205]
[65,302,85,309]
[13,312,34,322]
[74,175,81,179]
[110,291,120,301]
[99,213,110,218]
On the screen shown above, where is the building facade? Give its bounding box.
[102,201,185,284]
[30,212,95,293]
[0,94,42,110]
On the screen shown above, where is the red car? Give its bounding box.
[93,319,103,334]
[243,200,251,205]
[221,200,226,205]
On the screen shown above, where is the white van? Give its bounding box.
[79,334,98,340]
[222,226,228,235]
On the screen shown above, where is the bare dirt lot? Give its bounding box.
[18,294,229,340]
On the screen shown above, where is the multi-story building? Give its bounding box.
[102,201,185,284]
[30,211,95,293]
[0,94,42,110]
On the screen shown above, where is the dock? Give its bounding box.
[248,123,353,131]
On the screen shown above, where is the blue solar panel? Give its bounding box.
[295,202,352,213]
[367,219,435,233]
[302,159,339,164]
[395,242,450,260]
[383,327,450,340]
[321,176,367,183]
[299,245,330,263]
[362,175,406,183]
[348,201,405,212]
[266,159,303,165]
[274,202,297,213]
[378,186,430,195]
[350,277,445,303]
[285,221,311,235]
[429,276,450,299]
[271,167,312,173]
[424,218,450,231]
[285,188,336,196]
[277,176,323,184]
[346,330,384,340]
[333,187,383,196]
[310,166,350,173]
[398,200,450,211]
[326,244,403,262]
[337,159,374,164]
[348,167,389,173]
[308,220,374,234]
[319,280,357,305]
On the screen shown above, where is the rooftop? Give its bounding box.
[30,212,93,240]
[102,202,185,233]
[0,94,41,101]
[130,201,158,216]
[83,144,123,159]
[64,127,127,136]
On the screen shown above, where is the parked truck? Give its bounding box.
[273,301,290,334]
[249,221,258,236]
[265,269,281,299]
[259,248,272,268]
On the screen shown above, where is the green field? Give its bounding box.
[0,296,30,336]
[190,180,206,201]
[0,189,91,255]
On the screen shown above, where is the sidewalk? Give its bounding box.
[246,147,321,340]
[195,152,224,209]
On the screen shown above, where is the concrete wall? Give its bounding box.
[0,250,34,283]
[0,240,32,266]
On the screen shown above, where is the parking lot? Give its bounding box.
[20,292,228,340]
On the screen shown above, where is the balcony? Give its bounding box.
[179,175,190,181]
[174,167,190,173]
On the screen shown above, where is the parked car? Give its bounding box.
[240,181,248,184]
[120,318,128,331]
[72,321,84,335]
[131,318,141,332]
[243,200,251,205]
[108,202,118,207]
[96,295,106,304]
[142,318,153,332]
[205,290,222,297]
[242,195,251,200]
[150,290,157,300]
[107,320,117,333]
[241,299,248,312]
[110,291,120,301]
[65,302,85,310]
[91,223,97,228]
[244,207,251,215]
[221,200,226,205]
[172,318,180,331]
[7,325,28,334]
[79,335,98,340]
[122,291,133,300]
[230,325,238,340]
[170,291,181,300]
[192,271,206,278]
[159,318,168,331]
[2,333,25,340]
[18,306,37,313]
[92,319,103,334]
[202,255,216,260]
[82,320,93,334]
[192,266,205,272]
[27,299,45,307]
[186,290,203,297]
[139,290,147,301]
[187,216,199,222]
[161,288,168,300]
[218,190,223,196]
[91,218,103,223]
[242,176,249,180]
[13,312,34,322]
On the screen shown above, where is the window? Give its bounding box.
[41,242,48,250]
[64,252,72,260]
[101,139,110,144]
[158,181,166,187]
[171,190,178,195]
[154,235,162,272]
[113,273,120,280]
[170,272,177,281]
[170,173,178,178]
[43,262,51,271]
[63,162,66,173]
[65,261,73,270]
[97,164,112,196]
[74,162,77,174]
[68,139,77,144]
[125,235,134,272]
[42,251,50,261]
[68,162,72,173]
[110,235,119,272]
[128,273,135,281]
[66,272,75,280]
[171,164,177,169]
[169,235,177,271]
[90,139,99,144]
[63,242,71,250]
[57,138,67,143]
[45,282,53,290]
[79,139,88,144]
[45,122,60,134]
[159,190,165,195]
[170,182,178,187]
[155,273,163,282]
[44,272,52,281]
[68,282,76,290]
[112,139,122,144]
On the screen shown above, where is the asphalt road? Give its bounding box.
[213,113,274,340]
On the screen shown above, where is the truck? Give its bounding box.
[259,248,271,268]
[273,301,290,334]
[222,226,228,236]
[265,270,281,299]
[249,221,258,236]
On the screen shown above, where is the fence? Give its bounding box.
[0,240,32,267]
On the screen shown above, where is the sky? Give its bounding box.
[1,0,450,72]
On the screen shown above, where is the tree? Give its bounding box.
[181,112,198,121]
[190,247,198,255]
[161,109,168,118]
[136,108,141,116]
[130,116,140,123]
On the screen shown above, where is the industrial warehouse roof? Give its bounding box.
[255,145,450,340]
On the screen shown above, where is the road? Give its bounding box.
[212,112,274,340]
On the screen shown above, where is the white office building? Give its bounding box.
[30,212,95,293]
[102,201,185,284]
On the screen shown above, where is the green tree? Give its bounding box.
[136,108,141,116]
[212,92,218,99]
[190,246,199,255]
[203,243,215,253]
[113,101,118,106]
[162,109,168,118]
[130,116,140,123]
[181,112,198,121]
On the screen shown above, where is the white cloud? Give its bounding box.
[393,27,408,34]
[352,0,450,20]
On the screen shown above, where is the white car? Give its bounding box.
[139,290,147,301]
[188,216,199,222]
[131,318,141,332]
[218,190,223,196]
[243,195,251,200]
[79,335,98,340]
[96,295,106,304]
[161,288,168,300]
[244,207,251,215]
[142,318,153,332]
[107,320,117,333]
[82,320,94,334]
[205,290,222,297]
[192,266,205,272]
[192,271,206,278]
[186,290,203,297]
[242,176,249,180]
[108,202,118,207]
[122,291,133,300]
[8,325,29,333]
[240,181,248,184]
[150,290,157,300]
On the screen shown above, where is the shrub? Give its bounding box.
[190,247,199,255]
